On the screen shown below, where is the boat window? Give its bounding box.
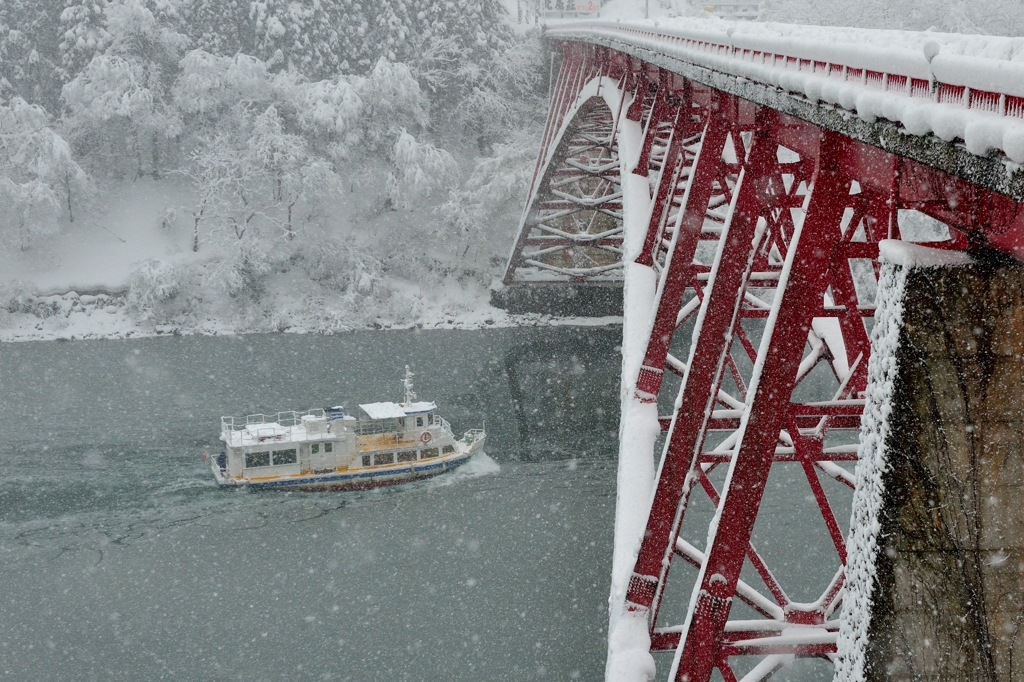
[246,451,271,468]
[442,445,455,455]
[421,447,439,459]
[325,442,333,453]
[361,455,371,467]
[354,418,400,436]
[397,451,417,463]
[272,449,297,465]
[311,443,320,454]
[373,453,394,466]
[416,416,423,427]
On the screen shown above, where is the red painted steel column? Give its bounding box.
[633,78,669,178]
[624,109,779,617]
[634,96,732,400]
[635,98,684,268]
[625,71,648,122]
[671,131,855,682]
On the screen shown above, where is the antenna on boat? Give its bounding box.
[403,365,416,406]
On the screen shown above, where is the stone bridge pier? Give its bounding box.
[850,248,1024,681]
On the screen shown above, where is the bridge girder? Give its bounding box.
[506,39,1024,682]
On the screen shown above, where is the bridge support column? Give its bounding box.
[839,246,1024,681]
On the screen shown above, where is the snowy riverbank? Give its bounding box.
[0,157,627,343]
[0,283,621,343]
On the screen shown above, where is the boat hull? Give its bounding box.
[212,439,483,492]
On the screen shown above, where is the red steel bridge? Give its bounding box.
[502,18,1024,682]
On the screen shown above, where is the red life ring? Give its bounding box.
[420,431,432,444]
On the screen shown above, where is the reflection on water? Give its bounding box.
[504,334,620,461]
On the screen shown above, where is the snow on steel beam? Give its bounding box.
[669,129,857,682]
[628,105,783,621]
[634,92,732,402]
[544,20,1024,210]
[503,44,651,288]
[506,100,626,283]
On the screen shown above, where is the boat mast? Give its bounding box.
[403,365,416,406]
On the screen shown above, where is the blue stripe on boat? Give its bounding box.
[228,454,471,490]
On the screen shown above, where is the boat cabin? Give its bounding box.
[351,400,455,467]
[220,409,357,479]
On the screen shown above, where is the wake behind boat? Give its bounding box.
[211,368,485,491]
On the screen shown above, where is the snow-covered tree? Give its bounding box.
[436,126,538,267]
[248,0,346,78]
[290,75,363,147]
[352,58,430,151]
[62,0,189,177]
[185,102,343,251]
[249,104,341,240]
[62,54,154,176]
[363,0,511,71]
[124,258,183,322]
[0,0,64,109]
[178,0,251,59]
[450,31,546,152]
[59,0,112,78]
[176,50,430,160]
[172,50,278,119]
[0,177,61,252]
[387,128,458,210]
[0,96,87,250]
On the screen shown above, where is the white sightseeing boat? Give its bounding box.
[211,369,485,491]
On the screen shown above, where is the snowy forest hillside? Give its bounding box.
[0,0,548,338]
[3,0,1024,339]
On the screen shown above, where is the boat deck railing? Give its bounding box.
[221,409,326,433]
[436,416,452,436]
[222,409,459,446]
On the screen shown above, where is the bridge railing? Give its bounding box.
[548,19,1024,163]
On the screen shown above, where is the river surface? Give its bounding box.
[0,328,845,681]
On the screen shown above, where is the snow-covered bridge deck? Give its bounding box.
[502,17,1024,682]
[548,18,1024,199]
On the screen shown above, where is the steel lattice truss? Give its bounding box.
[505,50,625,284]
[513,104,624,281]
[514,42,1024,682]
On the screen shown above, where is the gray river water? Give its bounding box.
[0,328,845,681]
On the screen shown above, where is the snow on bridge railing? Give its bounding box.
[547,18,1024,164]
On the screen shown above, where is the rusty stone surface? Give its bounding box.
[866,259,1024,681]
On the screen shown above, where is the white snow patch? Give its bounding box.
[0,178,197,294]
[601,77,664,681]
[877,239,974,267]
[834,258,911,682]
[812,317,850,381]
[606,610,656,682]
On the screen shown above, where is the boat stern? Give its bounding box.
[210,460,242,488]
[460,428,486,456]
